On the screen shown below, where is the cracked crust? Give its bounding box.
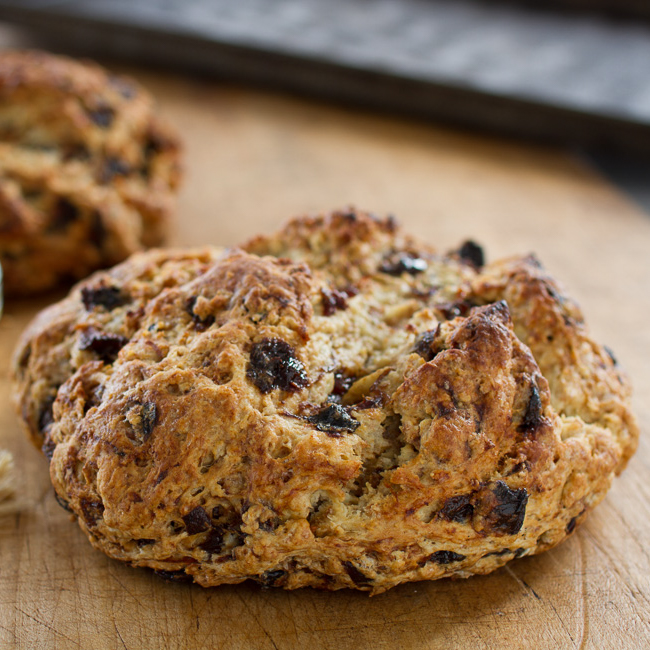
[11,209,638,593]
[0,50,181,295]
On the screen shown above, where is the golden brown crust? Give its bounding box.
[12,247,222,449]
[11,209,638,593]
[0,50,182,295]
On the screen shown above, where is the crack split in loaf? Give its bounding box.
[11,209,638,593]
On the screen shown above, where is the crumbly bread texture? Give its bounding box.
[0,50,181,295]
[12,210,638,593]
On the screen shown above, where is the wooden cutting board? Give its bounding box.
[1,57,649,650]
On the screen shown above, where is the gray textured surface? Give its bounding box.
[2,0,650,152]
[7,0,650,120]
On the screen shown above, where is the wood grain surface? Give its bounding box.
[0,43,649,650]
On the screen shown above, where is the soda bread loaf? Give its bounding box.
[0,50,181,295]
[12,210,638,593]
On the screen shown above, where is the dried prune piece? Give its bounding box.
[439,494,474,523]
[257,569,286,587]
[79,329,128,363]
[182,506,211,535]
[414,330,436,360]
[604,345,618,366]
[410,285,438,300]
[339,209,358,221]
[421,550,466,566]
[507,460,530,476]
[308,404,359,437]
[199,527,225,554]
[140,403,158,439]
[144,131,168,156]
[458,241,484,269]
[87,105,115,128]
[16,342,32,372]
[342,561,372,587]
[484,482,528,535]
[320,287,348,316]
[79,497,104,527]
[413,325,442,361]
[432,550,466,564]
[38,395,56,434]
[100,157,131,183]
[49,198,80,231]
[331,371,355,398]
[518,381,543,435]
[379,252,428,276]
[483,548,513,558]
[126,402,158,444]
[154,469,168,486]
[88,211,106,249]
[435,300,474,320]
[153,569,193,583]
[54,492,73,512]
[185,296,215,330]
[247,338,308,394]
[63,144,90,161]
[42,436,56,462]
[81,285,127,311]
[384,214,398,232]
[109,75,136,99]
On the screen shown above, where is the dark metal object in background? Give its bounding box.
[584,151,650,215]
[498,0,650,22]
[1,0,650,158]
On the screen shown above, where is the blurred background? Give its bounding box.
[1,0,649,213]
